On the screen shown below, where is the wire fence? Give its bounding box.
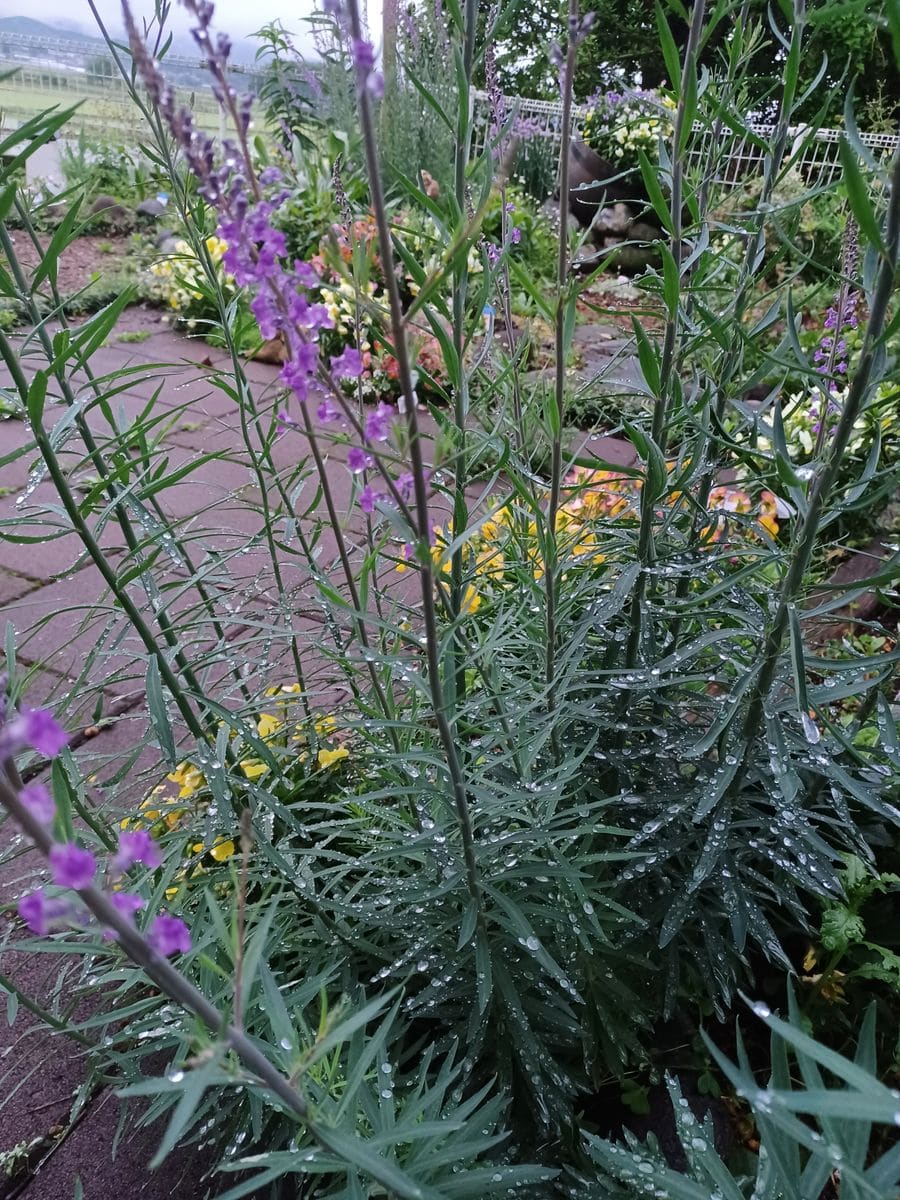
[472,90,899,192]
[0,32,262,140]
[1,30,897,193]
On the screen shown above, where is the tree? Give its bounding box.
[480,0,898,127]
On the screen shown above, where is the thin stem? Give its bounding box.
[734,139,900,765]
[345,0,482,910]
[543,0,578,748]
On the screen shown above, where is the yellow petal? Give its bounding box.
[210,839,236,862]
[317,747,349,769]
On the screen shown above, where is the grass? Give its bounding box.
[116,329,152,343]
[0,74,222,137]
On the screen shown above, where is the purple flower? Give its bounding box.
[347,447,374,473]
[276,409,299,437]
[366,71,385,100]
[148,913,192,956]
[359,484,384,513]
[19,783,55,826]
[396,472,415,500]
[486,243,501,267]
[18,889,74,936]
[10,709,68,758]
[259,166,282,186]
[364,403,393,442]
[113,830,162,875]
[316,398,340,423]
[510,226,521,245]
[294,260,320,289]
[351,37,376,71]
[281,345,319,401]
[48,843,97,890]
[103,892,146,941]
[331,346,364,380]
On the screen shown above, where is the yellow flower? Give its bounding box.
[315,715,337,737]
[317,746,349,769]
[257,711,282,739]
[210,838,236,862]
[240,759,268,780]
[461,584,482,614]
[167,762,206,799]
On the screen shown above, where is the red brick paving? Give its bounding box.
[0,304,637,1196]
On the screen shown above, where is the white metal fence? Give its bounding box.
[2,28,897,192]
[472,90,899,191]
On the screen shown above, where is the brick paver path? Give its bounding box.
[0,304,637,1197]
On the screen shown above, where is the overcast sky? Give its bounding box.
[1,0,382,56]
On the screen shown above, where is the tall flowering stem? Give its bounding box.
[622,0,706,678]
[734,140,900,772]
[342,0,482,913]
[0,732,420,1193]
[448,0,482,711]
[543,0,581,746]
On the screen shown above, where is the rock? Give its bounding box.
[88,194,133,230]
[249,335,288,365]
[136,197,166,219]
[154,229,180,253]
[627,220,662,243]
[602,240,662,276]
[591,203,631,236]
[567,139,651,229]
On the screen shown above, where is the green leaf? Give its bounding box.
[819,905,865,953]
[637,150,674,233]
[146,656,176,766]
[26,370,47,428]
[838,138,885,254]
[149,1060,219,1167]
[655,1,683,90]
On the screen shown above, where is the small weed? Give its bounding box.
[98,241,114,254]
[116,330,152,343]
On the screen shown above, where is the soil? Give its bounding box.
[1,232,131,296]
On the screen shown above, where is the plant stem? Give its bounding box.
[735,138,900,763]
[345,0,482,911]
[543,0,578,750]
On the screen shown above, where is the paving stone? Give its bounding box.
[13,1084,211,1200]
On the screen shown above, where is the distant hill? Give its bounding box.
[0,14,260,64]
[0,16,99,42]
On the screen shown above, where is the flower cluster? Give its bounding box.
[744,382,900,463]
[121,686,351,899]
[305,214,450,402]
[581,89,675,167]
[0,702,190,955]
[147,235,236,326]
[413,467,781,611]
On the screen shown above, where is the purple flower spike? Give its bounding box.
[148,914,191,956]
[331,346,364,380]
[18,889,74,936]
[49,843,97,890]
[510,226,521,245]
[19,783,55,826]
[347,447,374,473]
[351,37,376,71]
[113,830,162,875]
[364,403,393,442]
[12,709,68,758]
